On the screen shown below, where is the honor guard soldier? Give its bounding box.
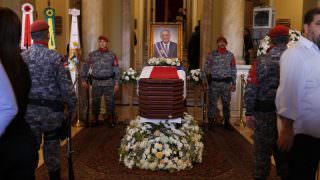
[81,36,120,127]
[22,20,77,180]
[204,36,237,130]
[244,25,290,180]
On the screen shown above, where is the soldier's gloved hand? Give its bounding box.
[114,83,119,93]
[82,80,89,89]
[245,115,256,130]
[230,84,236,92]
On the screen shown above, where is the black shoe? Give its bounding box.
[49,169,61,180]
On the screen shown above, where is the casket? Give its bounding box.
[138,66,186,119]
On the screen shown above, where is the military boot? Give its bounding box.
[49,169,61,180]
[208,117,215,130]
[110,114,117,128]
[106,114,116,128]
[223,117,233,130]
[89,115,98,127]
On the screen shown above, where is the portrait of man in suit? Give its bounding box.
[153,29,178,58]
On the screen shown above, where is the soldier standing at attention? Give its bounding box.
[22,20,77,180]
[204,37,237,130]
[81,36,120,127]
[244,25,290,180]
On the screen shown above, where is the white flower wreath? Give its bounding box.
[119,113,204,172]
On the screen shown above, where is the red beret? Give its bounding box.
[31,20,49,33]
[216,36,227,44]
[98,36,109,42]
[268,25,289,37]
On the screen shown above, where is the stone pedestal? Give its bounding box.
[124,83,134,117]
[221,0,245,64]
[193,85,201,120]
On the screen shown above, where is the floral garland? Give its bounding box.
[147,57,181,66]
[257,29,301,56]
[121,68,139,84]
[119,113,203,172]
[187,69,201,85]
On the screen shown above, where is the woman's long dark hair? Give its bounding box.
[0,7,30,119]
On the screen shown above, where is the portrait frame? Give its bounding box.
[149,23,183,60]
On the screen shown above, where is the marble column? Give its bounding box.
[121,0,132,104]
[121,0,131,70]
[200,0,214,68]
[82,0,104,57]
[221,0,245,64]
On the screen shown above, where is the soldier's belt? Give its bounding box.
[92,74,115,81]
[211,77,232,83]
[254,100,276,112]
[29,99,64,112]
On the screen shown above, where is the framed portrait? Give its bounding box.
[149,23,183,60]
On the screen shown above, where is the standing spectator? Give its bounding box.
[0,7,38,180]
[245,25,290,180]
[276,7,320,180]
[244,28,254,65]
[188,25,200,70]
[22,20,76,180]
[204,37,237,130]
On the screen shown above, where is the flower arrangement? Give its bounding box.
[121,68,139,83]
[119,113,203,172]
[257,29,301,56]
[147,57,181,66]
[187,69,201,85]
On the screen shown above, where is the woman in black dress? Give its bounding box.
[0,7,38,180]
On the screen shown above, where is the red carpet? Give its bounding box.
[36,125,280,180]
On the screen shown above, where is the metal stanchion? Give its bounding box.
[73,67,85,127]
[239,74,246,127]
[201,71,208,126]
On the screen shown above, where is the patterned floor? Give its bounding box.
[36,123,280,180]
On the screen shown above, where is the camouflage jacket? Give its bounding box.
[244,45,287,115]
[204,48,237,85]
[81,50,120,87]
[21,43,77,113]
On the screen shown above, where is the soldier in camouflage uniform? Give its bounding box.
[244,25,290,180]
[204,37,237,130]
[81,36,120,127]
[22,20,76,180]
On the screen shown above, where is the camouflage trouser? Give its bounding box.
[25,106,64,172]
[208,81,231,119]
[92,85,115,116]
[253,112,289,179]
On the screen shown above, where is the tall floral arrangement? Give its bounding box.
[121,68,139,84]
[257,29,301,56]
[187,69,202,85]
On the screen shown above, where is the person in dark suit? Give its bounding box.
[188,25,200,70]
[154,29,178,58]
